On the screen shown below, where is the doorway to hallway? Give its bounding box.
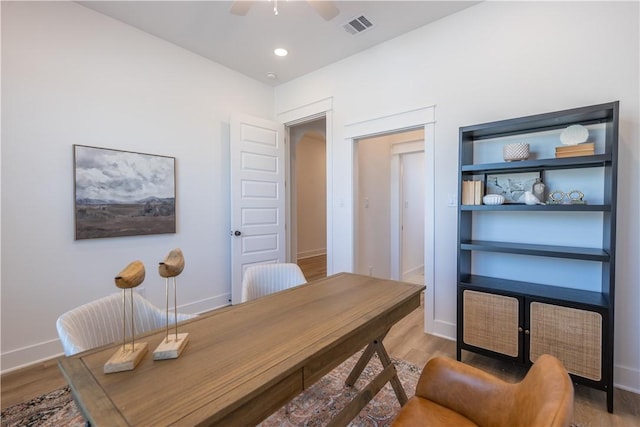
[355,128,425,282]
[288,118,327,280]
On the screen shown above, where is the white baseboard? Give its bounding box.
[182,293,230,314]
[427,318,456,341]
[1,339,64,375]
[297,249,327,259]
[402,265,424,280]
[614,363,640,394]
[1,294,231,375]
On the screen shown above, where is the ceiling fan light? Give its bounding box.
[274,48,288,57]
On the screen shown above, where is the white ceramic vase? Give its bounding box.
[503,143,529,161]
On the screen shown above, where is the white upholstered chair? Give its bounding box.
[241,263,307,302]
[56,292,196,356]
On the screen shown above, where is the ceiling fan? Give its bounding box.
[230,0,340,21]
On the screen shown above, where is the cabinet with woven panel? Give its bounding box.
[459,288,608,382]
[456,102,618,413]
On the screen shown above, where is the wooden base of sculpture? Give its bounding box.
[104,342,148,374]
[153,333,189,360]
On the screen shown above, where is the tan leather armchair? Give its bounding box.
[392,354,574,427]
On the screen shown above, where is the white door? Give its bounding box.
[400,151,425,281]
[230,115,286,304]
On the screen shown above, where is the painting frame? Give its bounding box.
[74,145,176,240]
[485,171,540,204]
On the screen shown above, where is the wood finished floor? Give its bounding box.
[2,257,638,426]
[298,254,327,282]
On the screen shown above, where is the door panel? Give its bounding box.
[462,290,520,358]
[230,115,285,304]
[529,301,602,381]
[401,151,425,280]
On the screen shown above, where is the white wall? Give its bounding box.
[275,1,640,392]
[295,131,326,258]
[356,137,392,278]
[1,1,273,371]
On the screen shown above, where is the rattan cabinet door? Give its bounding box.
[529,301,602,381]
[463,290,520,357]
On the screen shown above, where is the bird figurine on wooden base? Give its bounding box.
[154,248,189,360]
[104,260,148,374]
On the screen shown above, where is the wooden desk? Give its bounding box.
[59,273,424,426]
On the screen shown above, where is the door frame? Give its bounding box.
[277,98,334,273]
[287,122,326,264]
[344,105,437,334]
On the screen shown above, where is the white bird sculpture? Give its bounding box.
[524,191,545,205]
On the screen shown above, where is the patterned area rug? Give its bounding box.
[1,352,421,427]
[1,386,84,427]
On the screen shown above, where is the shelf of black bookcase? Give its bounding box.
[460,204,610,212]
[460,154,611,174]
[460,240,609,261]
[460,102,616,141]
[459,274,609,308]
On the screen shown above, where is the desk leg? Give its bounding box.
[345,341,377,387]
[346,334,408,406]
[328,335,409,427]
[327,364,398,427]
[374,339,408,406]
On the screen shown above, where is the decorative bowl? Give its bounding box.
[482,194,505,205]
[503,143,529,161]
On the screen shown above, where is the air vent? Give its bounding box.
[342,15,374,35]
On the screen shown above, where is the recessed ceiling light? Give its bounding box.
[266,72,278,80]
[274,48,288,57]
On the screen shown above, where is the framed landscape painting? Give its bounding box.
[74,145,176,240]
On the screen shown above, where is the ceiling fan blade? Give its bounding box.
[307,0,340,21]
[229,0,255,16]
